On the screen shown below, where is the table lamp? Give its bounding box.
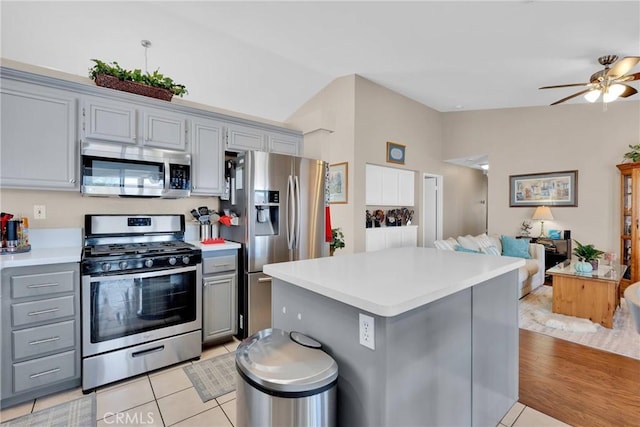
[532,206,554,238]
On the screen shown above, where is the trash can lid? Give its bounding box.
[236,328,338,394]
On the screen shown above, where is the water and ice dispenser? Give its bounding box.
[254,190,279,236]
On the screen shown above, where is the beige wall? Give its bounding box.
[442,163,488,238]
[0,189,219,229]
[442,100,640,254]
[288,76,357,253]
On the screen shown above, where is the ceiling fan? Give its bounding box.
[540,55,640,105]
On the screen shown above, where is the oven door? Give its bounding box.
[82,265,201,357]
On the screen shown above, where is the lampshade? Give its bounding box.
[532,206,554,221]
[603,84,626,103]
[584,89,601,103]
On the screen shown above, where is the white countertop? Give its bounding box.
[188,241,241,252]
[0,247,82,268]
[263,247,524,317]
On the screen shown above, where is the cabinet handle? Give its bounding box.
[27,307,60,316]
[213,263,231,268]
[27,282,59,289]
[69,179,76,184]
[29,336,60,345]
[29,368,60,379]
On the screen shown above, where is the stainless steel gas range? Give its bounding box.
[81,214,202,391]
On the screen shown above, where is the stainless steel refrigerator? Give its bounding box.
[220,151,327,338]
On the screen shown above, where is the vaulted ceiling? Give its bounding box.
[2,1,639,123]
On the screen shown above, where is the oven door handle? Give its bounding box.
[84,264,197,282]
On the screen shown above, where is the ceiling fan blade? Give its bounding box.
[618,72,640,83]
[620,85,638,98]
[606,56,640,78]
[550,89,592,106]
[539,83,589,89]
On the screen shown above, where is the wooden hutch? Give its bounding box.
[616,162,640,295]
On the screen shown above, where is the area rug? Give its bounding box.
[184,352,236,403]
[519,285,640,360]
[0,394,95,427]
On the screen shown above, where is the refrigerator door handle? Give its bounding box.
[286,175,295,250]
[294,175,301,249]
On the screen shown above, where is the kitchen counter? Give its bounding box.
[264,246,524,316]
[265,247,522,427]
[188,240,241,252]
[0,247,82,268]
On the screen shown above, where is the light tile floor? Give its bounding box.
[1,337,569,426]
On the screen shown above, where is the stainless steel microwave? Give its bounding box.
[81,141,191,198]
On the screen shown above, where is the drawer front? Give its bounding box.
[203,254,237,274]
[13,320,76,360]
[13,350,76,393]
[11,270,75,299]
[12,295,75,327]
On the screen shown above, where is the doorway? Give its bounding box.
[423,173,443,247]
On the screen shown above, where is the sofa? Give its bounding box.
[433,233,545,299]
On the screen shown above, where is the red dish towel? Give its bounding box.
[325,206,332,242]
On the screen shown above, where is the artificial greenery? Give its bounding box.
[623,144,640,163]
[330,228,345,251]
[89,59,188,97]
[572,239,604,262]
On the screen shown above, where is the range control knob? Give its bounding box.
[182,256,190,265]
[144,259,154,268]
[119,261,128,270]
[101,263,111,272]
[169,257,177,266]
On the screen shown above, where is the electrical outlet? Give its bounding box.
[34,205,46,219]
[359,313,375,350]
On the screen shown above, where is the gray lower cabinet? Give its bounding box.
[202,250,238,344]
[1,263,81,409]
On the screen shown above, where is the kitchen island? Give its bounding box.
[263,246,524,427]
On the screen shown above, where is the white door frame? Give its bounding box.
[422,173,443,247]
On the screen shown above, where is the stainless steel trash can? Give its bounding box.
[236,328,338,427]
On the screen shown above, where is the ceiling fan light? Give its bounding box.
[584,89,601,103]
[603,84,626,102]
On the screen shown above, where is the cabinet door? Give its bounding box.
[191,117,225,195]
[366,164,383,205]
[381,167,399,205]
[82,96,137,144]
[401,226,418,247]
[398,169,415,206]
[365,228,386,252]
[142,108,187,150]
[226,123,265,152]
[267,132,301,155]
[202,273,237,343]
[1,80,78,190]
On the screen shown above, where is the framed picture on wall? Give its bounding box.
[509,170,578,207]
[329,162,348,204]
[386,141,406,164]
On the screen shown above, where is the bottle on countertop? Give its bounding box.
[20,217,29,247]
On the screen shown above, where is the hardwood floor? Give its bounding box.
[519,328,640,427]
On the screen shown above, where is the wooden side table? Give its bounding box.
[547,263,627,328]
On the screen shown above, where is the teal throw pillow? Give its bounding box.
[501,235,531,259]
[454,245,481,254]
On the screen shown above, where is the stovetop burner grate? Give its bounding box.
[88,241,195,257]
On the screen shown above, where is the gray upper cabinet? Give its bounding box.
[191,116,225,195]
[82,97,188,151]
[267,132,301,155]
[142,107,188,151]
[226,123,265,152]
[1,79,78,190]
[82,96,137,145]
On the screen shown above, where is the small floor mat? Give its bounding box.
[1,394,95,427]
[183,352,236,403]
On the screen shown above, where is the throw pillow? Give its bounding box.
[474,233,495,250]
[457,235,481,251]
[501,235,531,259]
[433,238,458,251]
[481,245,501,256]
[454,245,481,254]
